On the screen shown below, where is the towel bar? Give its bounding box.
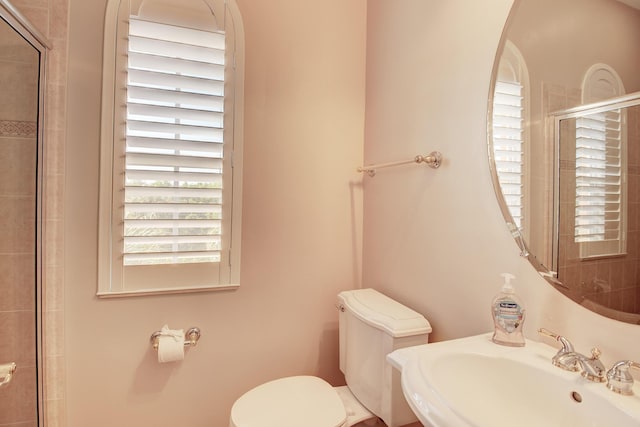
[357,151,443,177]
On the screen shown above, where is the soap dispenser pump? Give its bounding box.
[491,273,525,347]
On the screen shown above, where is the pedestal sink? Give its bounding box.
[387,333,640,427]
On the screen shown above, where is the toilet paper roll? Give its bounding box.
[157,334,185,363]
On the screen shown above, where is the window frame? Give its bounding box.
[98,0,244,297]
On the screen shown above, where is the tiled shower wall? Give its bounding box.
[0,21,38,425]
[10,0,69,425]
[555,87,640,315]
[575,106,640,313]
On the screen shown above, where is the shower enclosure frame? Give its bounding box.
[0,1,49,425]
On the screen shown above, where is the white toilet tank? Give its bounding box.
[337,289,431,427]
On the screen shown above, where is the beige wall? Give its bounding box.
[65,0,365,426]
[363,0,640,365]
[54,0,640,426]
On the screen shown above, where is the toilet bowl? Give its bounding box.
[229,289,432,427]
[229,376,375,427]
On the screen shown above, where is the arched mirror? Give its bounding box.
[0,0,48,424]
[489,0,640,324]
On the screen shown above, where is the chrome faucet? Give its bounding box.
[562,348,606,382]
[537,328,606,382]
[606,360,640,395]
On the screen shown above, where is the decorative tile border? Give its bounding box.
[0,120,37,137]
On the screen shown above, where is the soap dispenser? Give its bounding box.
[491,273,525,347]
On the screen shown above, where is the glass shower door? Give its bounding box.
[0,4,44,425]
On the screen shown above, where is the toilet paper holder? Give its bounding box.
[150,327,201,350]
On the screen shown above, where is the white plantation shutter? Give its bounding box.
[493,80,524,230]
[574,63,626,258]
[124,18,226,266]
[575,109,622,243]
[98,0,244,295]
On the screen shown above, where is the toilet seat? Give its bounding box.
[229,376,347,427]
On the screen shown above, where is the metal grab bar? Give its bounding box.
[0,362,16,387]
[357,151,443,177]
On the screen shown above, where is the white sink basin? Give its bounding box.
[387,333,640,427]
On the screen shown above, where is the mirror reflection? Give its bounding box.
[556,97,640,323]
[490,0,640,323]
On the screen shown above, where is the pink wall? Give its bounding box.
[363,0,640,365]
[65,0,365,426]
[57,0,640,425]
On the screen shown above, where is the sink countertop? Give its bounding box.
[387,333,640,427]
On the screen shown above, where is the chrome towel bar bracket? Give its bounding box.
[357,151,443,177]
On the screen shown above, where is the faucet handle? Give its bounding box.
[581,348,606,382]
[538,328,580,372]
[606,360,640,395]
[538,328,575,353]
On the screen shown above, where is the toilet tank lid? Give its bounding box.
[338,288,432,337]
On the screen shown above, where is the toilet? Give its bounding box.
[229,288,432,427]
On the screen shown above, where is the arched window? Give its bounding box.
[98,0,244,295]
[582,64,625,104]
[492,40,530,234]
[575,64,626,258]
